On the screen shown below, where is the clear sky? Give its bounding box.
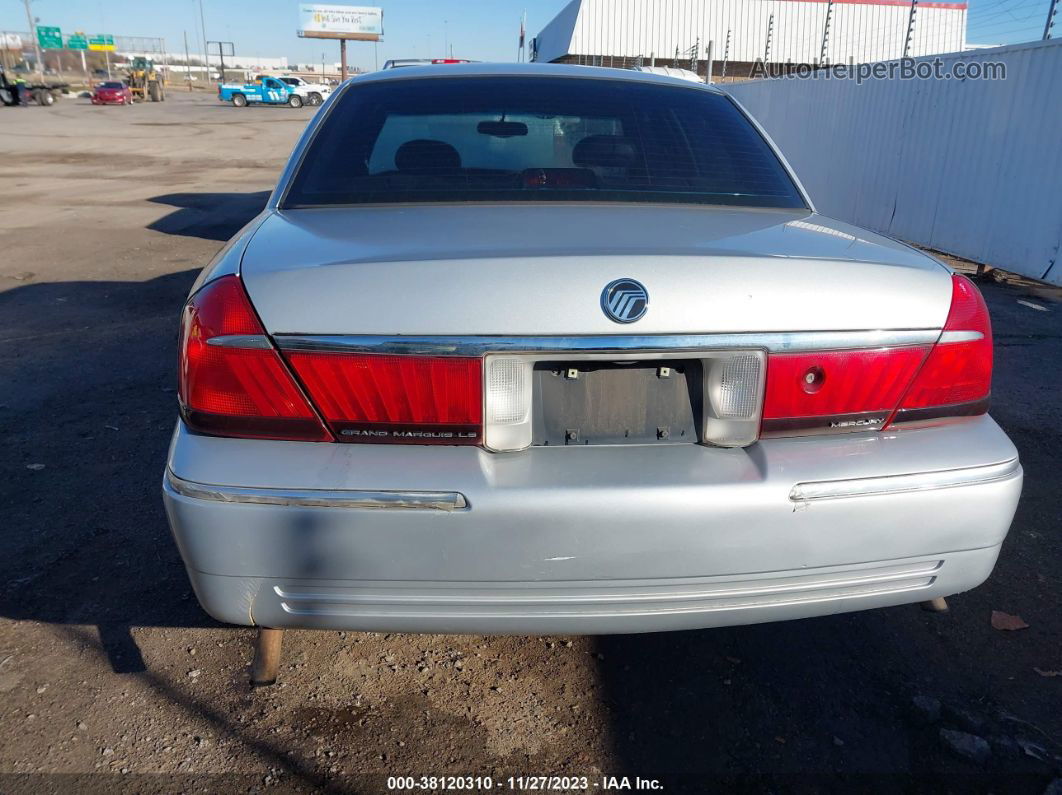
[20,0,1050,69]
[26,1,569,71]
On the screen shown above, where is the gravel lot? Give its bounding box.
[1,91,1060,794]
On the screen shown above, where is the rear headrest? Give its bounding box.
[572,135,637,169]
[394,139,462,172]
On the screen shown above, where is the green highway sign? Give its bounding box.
[88,34,116,52]
[37,26,62,49]
[66,33,89,50]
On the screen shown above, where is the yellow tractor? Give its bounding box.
[126,57,165,102]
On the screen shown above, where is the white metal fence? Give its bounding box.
[726,38,1062,285]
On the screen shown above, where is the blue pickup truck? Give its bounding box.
[218,76,304,108]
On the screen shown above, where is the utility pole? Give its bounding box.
[1044,0,1059,38]
[184,30,192,89]
[339,38,347,81]
[820,0,835,64]
[704,39,713,83]
[22,0,43,80]
[903,0,919,58]
[198,0,209,83]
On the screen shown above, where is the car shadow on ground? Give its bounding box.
[0,269,211,672]
[1,191,273,675]
[591,580,1059,786]
[147,191,271,241]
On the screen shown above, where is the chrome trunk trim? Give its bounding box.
[165,470,468,511]
[205,335,275,349]
[274,329,940,357]
[789,458,1020,502]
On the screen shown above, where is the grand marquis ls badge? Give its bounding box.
[601,278,649,324]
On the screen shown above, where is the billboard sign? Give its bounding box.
[88,34,116,52]
[37,26,62,49]
[297,4,382,40]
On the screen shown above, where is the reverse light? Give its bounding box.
[178,276,332,441]
[702,352,766,447]
[483,356,534,451]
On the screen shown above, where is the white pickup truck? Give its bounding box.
[274,75,331,106]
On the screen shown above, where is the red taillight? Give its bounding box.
[761,347,929,435]
[285,352,483,444]
[890,274,993,424]
[176,277,482,445]
[761,273,993,437]
[178,276,332,441]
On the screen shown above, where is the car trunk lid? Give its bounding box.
[239,204,953,336]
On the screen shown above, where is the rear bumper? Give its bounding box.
[163,415,1022,634]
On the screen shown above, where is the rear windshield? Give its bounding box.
[282,76,806,209]
[100,82,124,89]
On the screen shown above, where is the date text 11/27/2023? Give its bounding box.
[385,775,664,791]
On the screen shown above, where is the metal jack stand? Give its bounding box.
[921,597,949,613]
[250,628,284,687]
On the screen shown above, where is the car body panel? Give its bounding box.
[164,415,1020,631]
[239,206,952,335]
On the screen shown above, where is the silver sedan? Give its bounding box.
[163,64,1021,643]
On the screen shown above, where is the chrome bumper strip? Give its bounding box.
[165,470,468,511]
[273,329,940,357]
[789,458,1020,502]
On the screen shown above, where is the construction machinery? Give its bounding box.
[0,64,67,106]
[126,57,165,102]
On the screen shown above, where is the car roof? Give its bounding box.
[354,62,724,94]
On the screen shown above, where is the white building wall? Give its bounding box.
[725,39,1062,284]
[535,0,966,65]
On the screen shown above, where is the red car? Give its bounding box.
[92,81,132,105]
